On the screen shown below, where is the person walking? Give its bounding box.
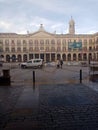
[56,59,60,68]
[60,59,63,68]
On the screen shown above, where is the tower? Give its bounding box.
[39,24,45,31]
[69,16,75,34]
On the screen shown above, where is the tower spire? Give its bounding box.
[39,24,45,31]
[69,17,75,34]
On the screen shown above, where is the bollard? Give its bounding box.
[33,71,35,86]
[3,69,10,78]
[1,69,11,86]
[80,69,82,83]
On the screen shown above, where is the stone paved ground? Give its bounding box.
[0,85,24,130]
[0,83,98,130]
[0,65,98,130]
[38,84,98,130]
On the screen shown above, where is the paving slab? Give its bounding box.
[0,83,98,130]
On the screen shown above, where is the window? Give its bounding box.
[89,46,92,51]
[23,47,27,52]
[40,40,44,45]
[29,47,33,52]
[83,47,87,51]
[12,40,14,43]
[46,40,49,44]
[68,48,71,51]
[84,39,87,44]
[57,39,61,45]
[62,39,66,45]
[0,40,3,44]
[23,40,27,46]
[34,40,38,45]
[96,46,98,50]
[74,40,76,42]
[11,40,15,46]
[5,47,10,52]
[35,47,39,51]
[51,39,55,44]
[11,48,15,52]
[27,60,32,63]
[79,39,82,42]
[17,47,21,52]
[40,47,44,50]
[29,40,33,46]
[62,47,66,51]
[5,40,9,45]
[96,38,98,44]
[17,40,21,46]
[57,47,61,51]
[89,39,92,44]
[46,47,49,51]
[51,47,55,51]
[33,60,41,63]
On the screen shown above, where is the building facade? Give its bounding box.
[0,18,98,62]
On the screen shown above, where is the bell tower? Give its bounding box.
[69,16,75,34]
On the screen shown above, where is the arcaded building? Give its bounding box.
[0,18,98,62]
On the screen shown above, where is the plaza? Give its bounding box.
[0,63,98,130]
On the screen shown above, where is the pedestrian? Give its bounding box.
[57,59,60,68]
[60,59,63,68]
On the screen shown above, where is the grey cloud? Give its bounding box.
[0,0,98,34]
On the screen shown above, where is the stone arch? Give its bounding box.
[6,55,10,62]
[62,54,66,61]
[67,53,71,61]
[0,55,4,62]
[83,53,87,61]
[46,53,50,62]
[17,54,22,62]
[88,53,92,61]
[23,54,27,62]
[40,53,44,60]
[73,53,77,61]
[78,53,82,61]
[51,53,55,61]
[12,55,16,62]
[57,53,61,60]
[0,55,4,58]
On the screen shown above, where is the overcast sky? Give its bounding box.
[0,0,98,34]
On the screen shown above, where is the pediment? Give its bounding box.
[29,31,55,38]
